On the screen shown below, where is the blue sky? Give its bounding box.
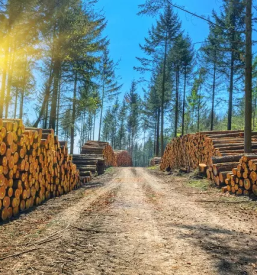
[95,0,221,97]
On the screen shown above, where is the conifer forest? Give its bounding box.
[1,1,257,274]
[0,0,255,166]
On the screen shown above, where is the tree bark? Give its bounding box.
[174,66,179,137]
[182,66,187,135]
[19,58,28,119]
[98,83,105,141]
[228,10,235,130]
[244,0,252,153]
[14,88,18,119]
[5,46,15,118]
[33,66,54,127]
[156,107,160,156]
[70,70,78,154]
[49,58,61,131]
[211,55,216,131]
[0,47,9,118]
[161,33,168,156]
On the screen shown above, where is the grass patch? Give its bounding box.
[187,178,211,191]
[147,166,159,170]
[105,167,115,174]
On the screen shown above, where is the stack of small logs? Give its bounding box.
[81,141,116,167]
[0,118,81,221]
[219,155,257,196]
[150,157,161,166]
[161,130,257,172]
[199,155,243,186]
[114,150,132,167]
[72,154,105,182]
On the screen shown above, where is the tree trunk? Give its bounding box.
[33,66,54,127]
[56,70,61,135]
[228,11,235,130]
[49,58,61,131]
[98,84,105,141]
[156,107,160,156]
[197,88,201,132]
[154,121,156,156]
[14,87,18,119]
[174,67,179,137]
[253,94,256,130]
[211,57,216,131]
[161,33,168,156]
[44,99,48,129]
[19,58,27,119]
[0,47,9,118]
[5,46,15,118]
[182,66,187,135]
[244,0,252,153]
[93,112,96,140]
[70,70,78,154]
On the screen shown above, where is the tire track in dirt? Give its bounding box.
[0,170,121,275]
[143,168,257,275]
[1,167,257,274]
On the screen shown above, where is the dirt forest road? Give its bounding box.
[1,168,257,275]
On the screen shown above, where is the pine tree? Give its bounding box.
[200,24,224,131]
[98,48,122,141]
[212,0,245,130]
[127,81,140,159]
[136,5,181,155]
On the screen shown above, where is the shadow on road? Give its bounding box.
[173,223,257,274]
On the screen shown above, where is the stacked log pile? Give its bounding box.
[150,157,161,166]
[161,131,257,180]
[201,155,243,186]
[114,150,132,167]
[0,119,81,221]
[160,133,218,171]
[222,155,257,196]
[72,154,105,181]
[81,141,116,167]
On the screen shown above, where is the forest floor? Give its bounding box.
[1,167,257,274]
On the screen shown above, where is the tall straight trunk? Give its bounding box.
[197,88,201,132]
[56,70,61,135]
[182,66,187,135]
[211,58,217,131]
[244,0,252,153]
[14,88,18,119]
[156,107,160,156]
[0,47,9,118]
[228,12,235,130]
[161,33,168,156]
[253,95,256,130]
[44,99,48,129]
[19,58,27,119]
[49,58,61,131]
[70,70,78,154]
[5,47,15,118]
[131,133,134,163]
[98,83,105,141]
[174,67,179,137]
[82,111,86,145]
[93,113,96,140]
[154,121,157,156]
